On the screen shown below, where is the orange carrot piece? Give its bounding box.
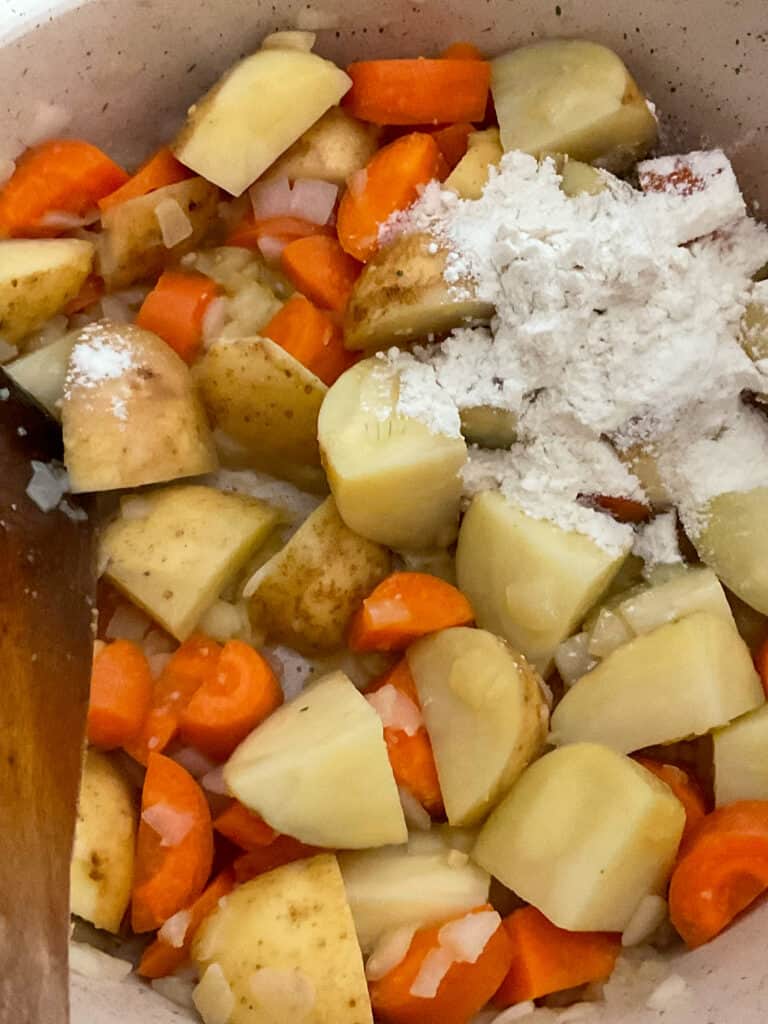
[136,270,219,364]
[262,293,356,386]
[87,639,154,750]
[337,133,447,261]
[0,139,128,237]
[348,572,475,652]
[344,60,491,126]
[131,753,214,933]
[370,905,513,1024]
[226,213,333,249]
[439,42,484,60]
[495,906,620,1006]
[178,640,283,761]
[63,275,104,315]
[233,836,321,882]
[124,634,222,765]
[213,801,279,851]
[368,660,444,817]
[98,147,193,212]
[635,757,708,845]
[669,800,768,948]
[432,123,474,170]
[756,637,768,698]
[137,868,235,979]
[281,235,362,312]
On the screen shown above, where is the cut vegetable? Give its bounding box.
[173,48,352,196]
[444,128,503,200]
[213,802,278,851]
[318,357,467,549]
[633,759,707,844]
[262,293,356,385]
[408,627,548,826]
[456,491,630,673]
[4,330,77,416]
[281,235,361,312]
[551,612,764,753]
[432,123,474,170]
[473,744,685,932]
[233,836,321,881]
[98,146,193,212]
[714,704,768,806]
[491,39,657,172]
[87,639,154,750]
[692,488,768,615]
[136,270,219,364]
[224,671,407,848]
[101,484,277,641]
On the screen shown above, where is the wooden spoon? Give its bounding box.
[0,371,95,1024]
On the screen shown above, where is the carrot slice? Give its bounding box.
[226,213,333,249]
[337,133,447,262]
[98,147,193,213]
[370,905,513,1024]
[233,836,321,882]
[495,906,620,1006]
[262,293,356,386]
[213,802,279,851]
[756,637,768,698]
[87,639,154,750]
[131,753,214,933]
[432,123,474,170]
[635,757,708,845]
[137,868,235,979]
[439,42,484,60]
[669,800,768,948]
[368,659,444,817]
[344,60,491,126]
[63,275,104,316]
[0,139,128,237]
[281,235,362,312]
[136,270,219,364]
[178,640,283,761]
[348,572,475,652]
[124,634,222,765]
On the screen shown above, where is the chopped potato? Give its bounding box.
[558,156,607,196]
[224,672,406,849]
[61,322,217,492]
[4,330,77,417]
[344,232,493,352]
[714,704,768,806]
[551,612,764,752]
[0,239,93,346]
[174,49,352,196]
[101,484,278,641]
[194,337,326,477]
[492,40,657,173]
[259,106,380,188]
[193,855,373,1024]
[692,487,768,614]
[339,841,490,952]
[456,491,630,673]
[740,285,768,361]
[70,749,136,934]
[261,30,316,52]
[407,627,548,826]
[459,405,518,448]
[244,496,390,653]
[318,357,467,549]
[98,177,219,289]
[473,744,685,932]
[444,128,503,200]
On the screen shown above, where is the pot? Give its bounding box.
[0,1,765,1022]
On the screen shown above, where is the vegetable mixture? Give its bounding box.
[2,26,768,1024]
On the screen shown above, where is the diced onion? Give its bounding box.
[38,208,101,230]
[250,177,293,219]
[622,894,668,947]
[142,802,195,847]
[201,767,230,795]
[367,684,423,736]
[25,460,69,512]
[158,908,191,949]
[261,30,316,52]
[171,746,218,780]
[398,786,431,831]
[645,974,690,1011]
[439,910,500,964]
[409,946,453,999]
[69,942,132,982]
[147,652,173,678]
[289,179,338,225]
[365,925,417,982]
[155,197,193,248]
[105,602,152,642]
[202,296,229,345]
[193,963,235,1024]
[257,235,287,263]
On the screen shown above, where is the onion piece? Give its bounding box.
[155,197,193,248]
[201,767,230,795]
[171,746,218,781]
[367,684,423,737]
[645,974,690,1011]
[398,786,431,831]
[37,208,101,230]
[193,964,235,1024]
[105,602,152,642]
[142,802,195,847]
[257,235,287,263]
[158,908,192,949]
[249,177,293,219]
[26,460,69,513]
[409,946,453,999]
[261,30,316,52]
[439,910,500,964]
[289,179,338,225]
[366,925,417,981]
[202,296,229,345]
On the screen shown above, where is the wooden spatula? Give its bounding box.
[0,371,95,1024]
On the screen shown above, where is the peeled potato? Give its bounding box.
[5,330,77,416]
[444,128,503,200]
[740,285,768,361]
[491,39,657,173]
[174,48,352,196]
[459,405,518,448]
[318,357,467,549]
[714,704,768,806]
[343,232,493,352]
[557,157,607,196]
[692,487,768,614]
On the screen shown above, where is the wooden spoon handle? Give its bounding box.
[0,374,95,1024]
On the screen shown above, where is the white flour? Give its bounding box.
[632,512,683,572]
[382,149,768,551]
[66,322,135,391]
[364,350,462,439]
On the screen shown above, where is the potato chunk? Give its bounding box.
[456,491,630,673]
[714,704,768,806]
[407,627,548,826]
[444,128,503,200]
[5,331,77,417]
[473,744,685,932]
[740,283,768,361]
[224,672,406,849]
[193,855,373,1024]
[692,488,768,614]
[343,232,493,352]
[318,357,467,549]
[491,40,657,173]
[0,238,93,347]
[551,612,764,753]
[70,749,136,934]
[174,49,352,196]
[244,496,390,654]
[101,484,278,641]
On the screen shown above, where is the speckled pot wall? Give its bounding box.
[0,1,765,1022]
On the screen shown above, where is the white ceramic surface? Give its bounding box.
[1,1,766,1022]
